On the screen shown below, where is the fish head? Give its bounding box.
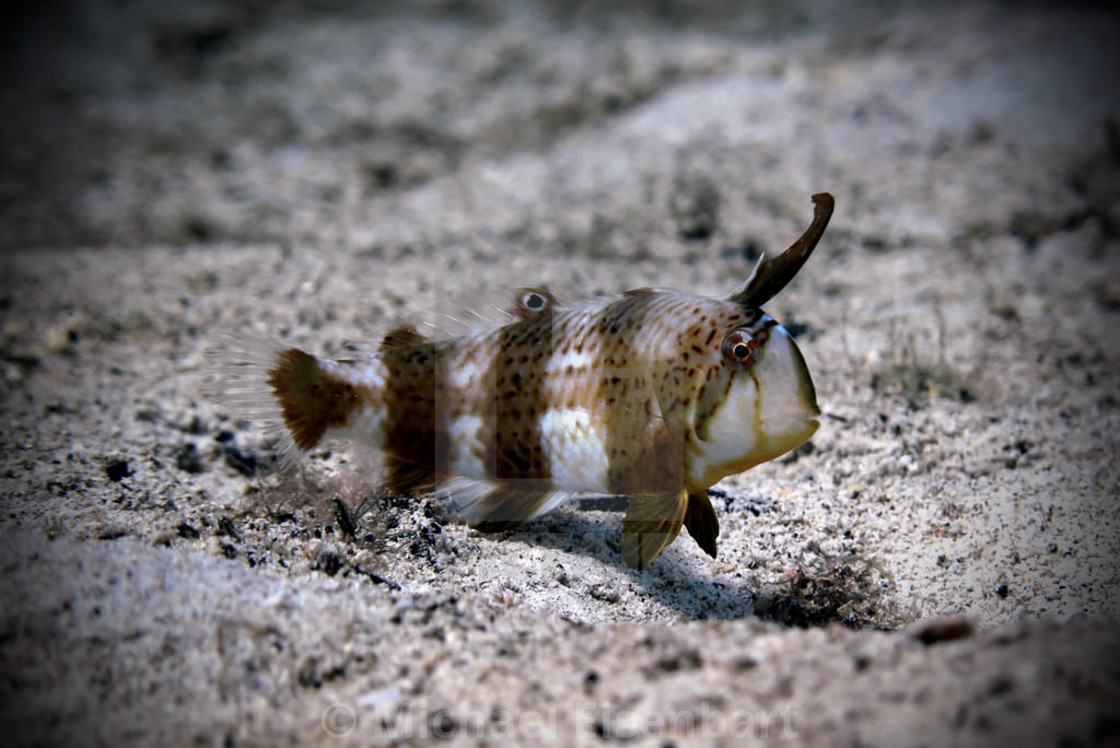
[689,311,819,487]
[687,193,833,487]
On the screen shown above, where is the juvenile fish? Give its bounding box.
[217,193,834,569]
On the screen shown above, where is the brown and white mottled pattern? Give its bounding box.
[231,193,834,568]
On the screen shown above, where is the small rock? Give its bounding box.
[105,460,131,482]
[908,616,975,645]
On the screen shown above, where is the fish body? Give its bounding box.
[222,193,834,568]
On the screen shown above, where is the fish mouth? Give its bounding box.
[802,394,821,427]
[802,401,822,435]
[782,330,819,423]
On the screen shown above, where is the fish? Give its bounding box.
[214,192,834,569]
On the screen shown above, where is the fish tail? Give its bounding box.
[266,347,337,452]
[206,336,341,467]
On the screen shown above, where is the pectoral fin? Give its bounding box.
[621,490,687,570]
[684,489,719,559]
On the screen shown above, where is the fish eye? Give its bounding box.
[721,329,758,367]
[523,291,546,311]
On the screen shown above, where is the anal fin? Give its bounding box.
[621,490,687,570]
[385,457,438,496]
[684,489,719,559]
[445,479,569,533]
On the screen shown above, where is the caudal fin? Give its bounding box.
[207,336,342,466]
[266,349,336,450]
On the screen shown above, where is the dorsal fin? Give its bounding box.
[729,192,834,308]
[509,287,559,320]
[379,325,428,351]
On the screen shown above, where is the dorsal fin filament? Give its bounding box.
[730,192,834,308]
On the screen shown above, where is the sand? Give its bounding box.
[1,1,1118,745]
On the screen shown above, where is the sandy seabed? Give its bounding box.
[1,1,1119,745]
